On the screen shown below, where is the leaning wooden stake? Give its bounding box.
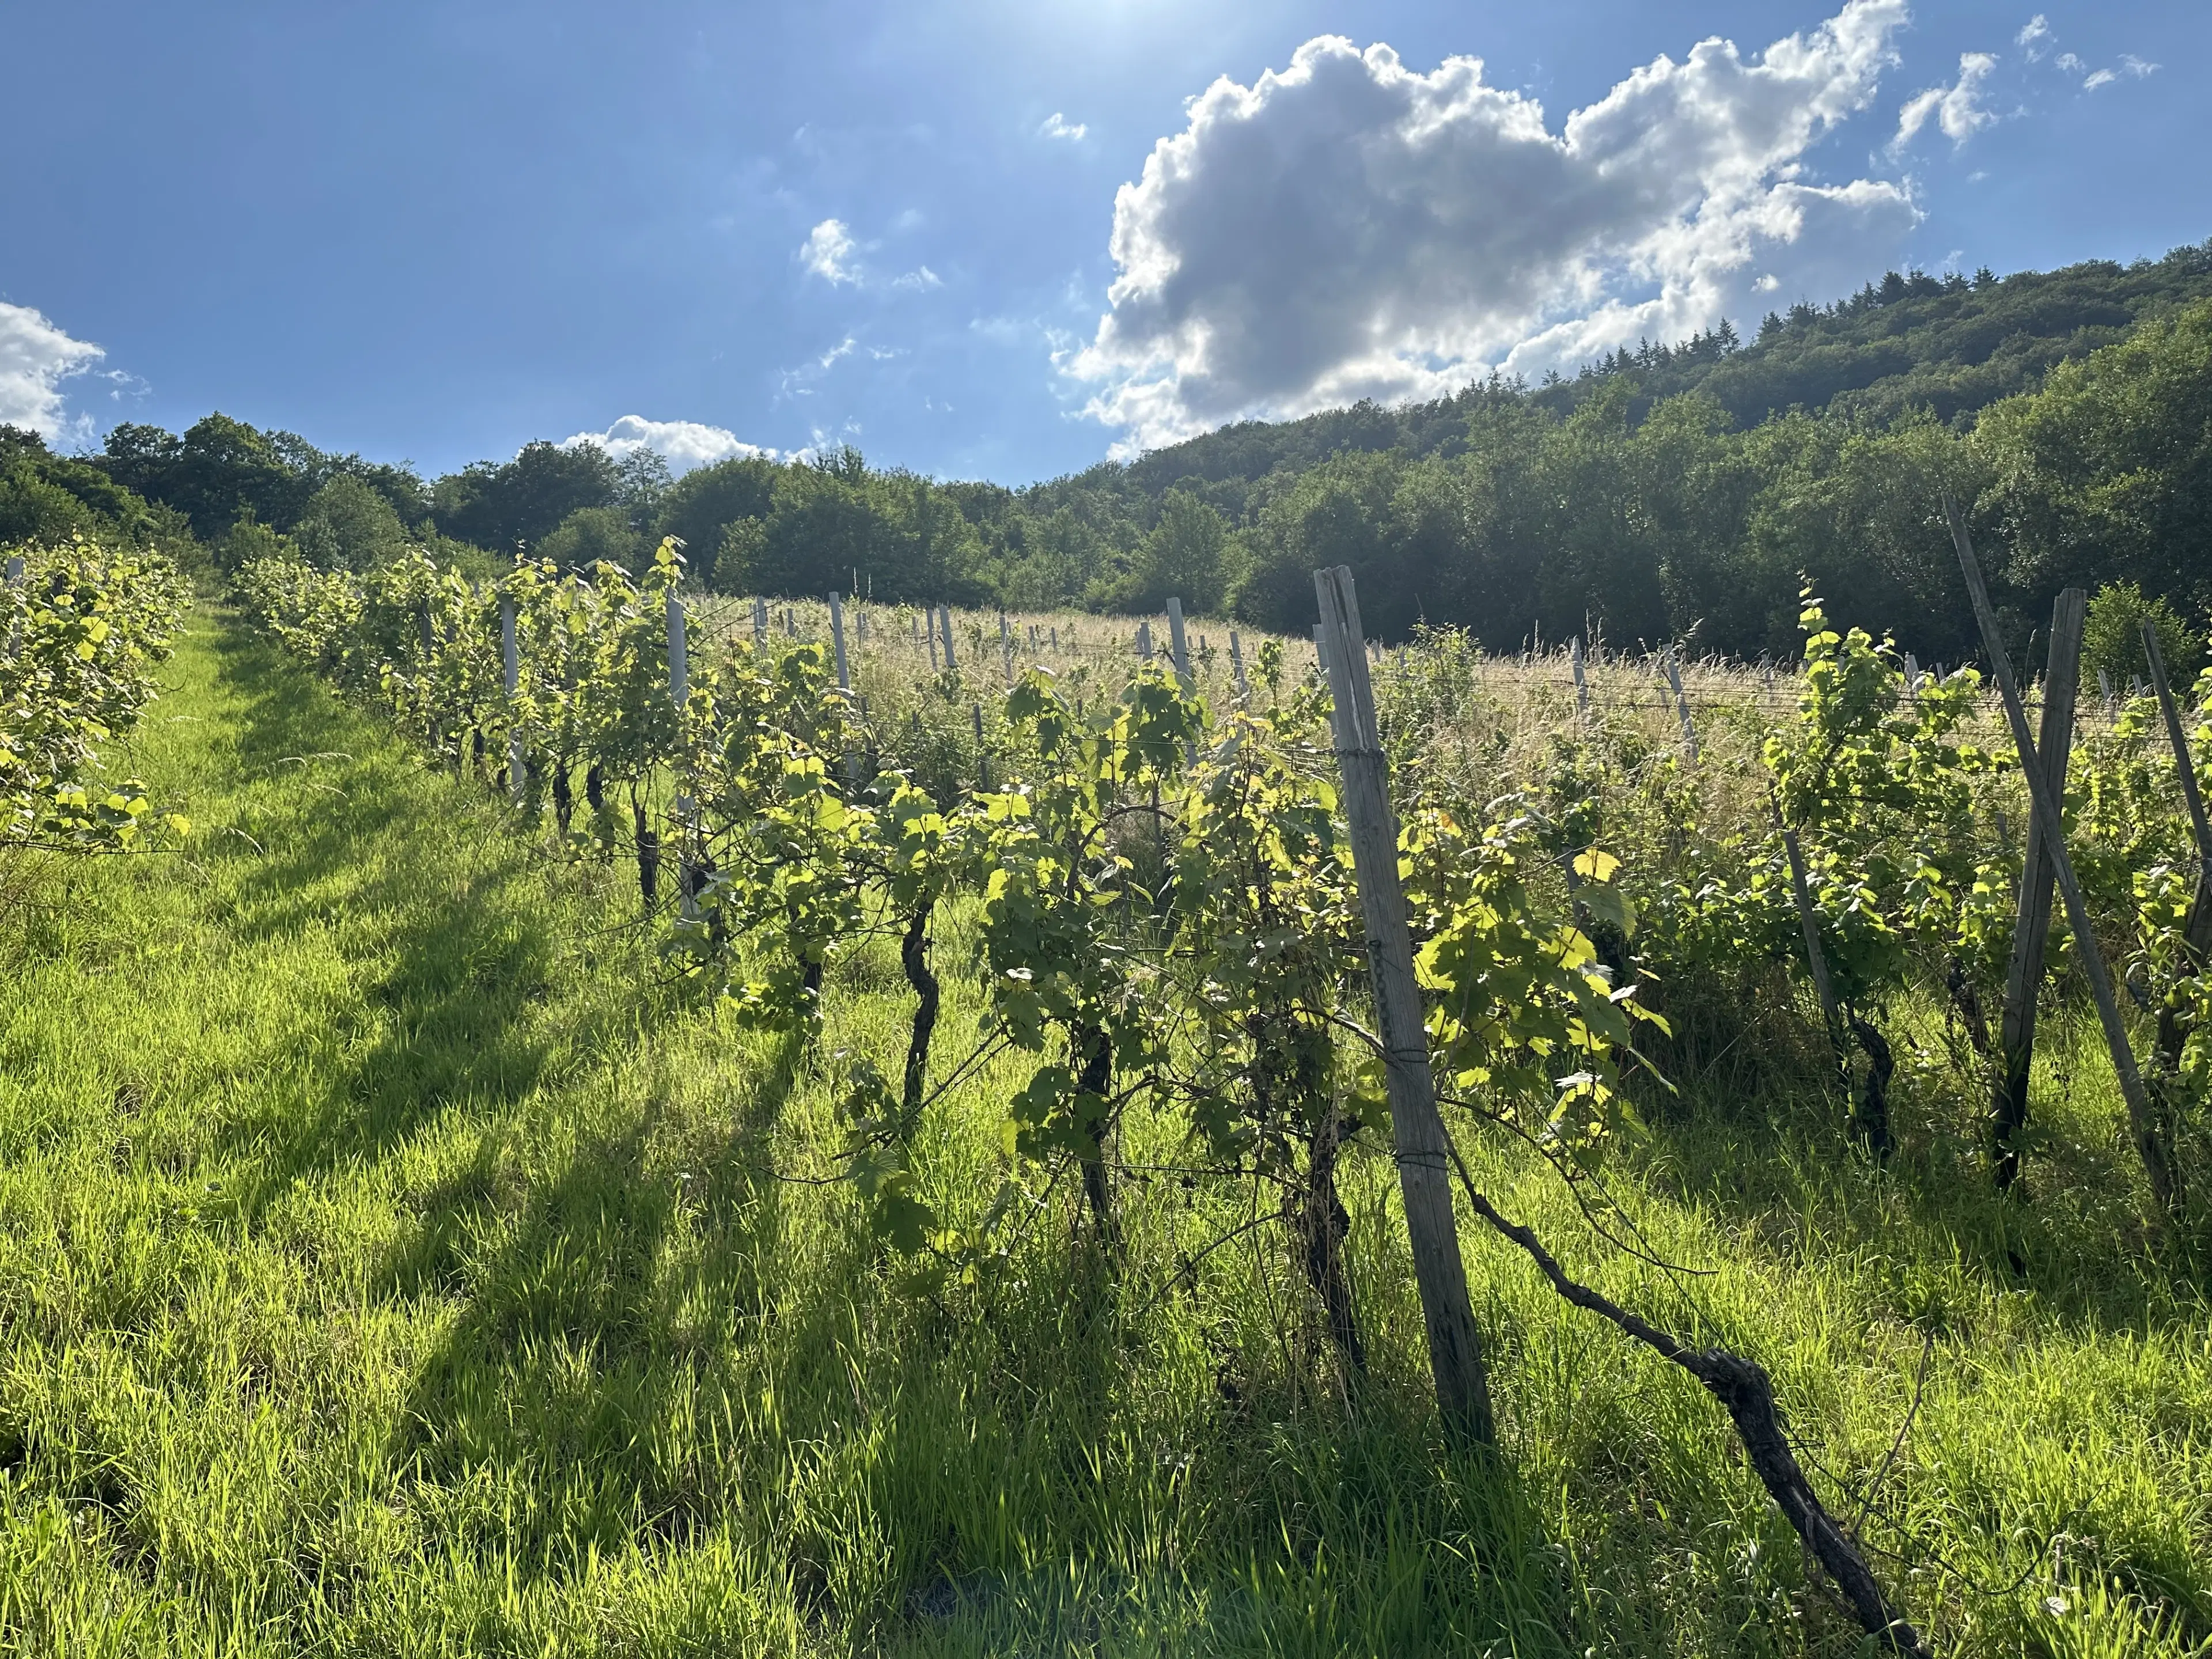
[2142,621,2212,1080]
[829,591,851,691]
[1229,629,1249,703]
[1314,565,1493,1442]
[1992,589,2084,1188]
[1945,497,2177,1219]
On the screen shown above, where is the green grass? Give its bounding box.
[1,611,2208,1656]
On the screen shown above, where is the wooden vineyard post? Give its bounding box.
[1165,597,1191,688]
[1664,649,1699,762]
[1313,565,1494,1443]
[753,596,767,650]
[1312,623,1328,675]
[1570,635,1589,723]
[938,606,957,671]
[926,611,940,672]
[1136,620,1153,662]
[1945,497,2177,1220]
[1991,588,2084,1188]
[1229,629,1249,703]
[998,611,1014,687]
[500,592,525,805]
[830,592,858,790]
[2141,620,2212,1080]
[669,590,699,923]
[5,554,23,657]
[971,702,988,791]
[1775,794,1850,1080]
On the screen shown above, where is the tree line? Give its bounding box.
[6,241,2209,675]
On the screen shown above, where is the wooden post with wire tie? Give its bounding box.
[1314,563,1493,1444]
[1946,495,2177,1221]
[1991,588,2084,1188]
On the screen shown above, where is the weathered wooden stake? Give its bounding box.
[753,595,767,650]
[938,605,957,671]
[1774,792,1847,1055]
[1946,498,2176,1219]
[1570,635,1589,722]
[500,593,524,805]
[1165,596,1191,687]
[1664,649,1699,761]
[1229,629,1249,702]
[7,554,26,657]
[669,590,699,922]
[1992,589,2084,1188]
[829,592,850,691]
[1314,565,1494,1443]
[998,609,1014,687]
[1136,620,1153,662]
[1312,622,1328,674]
[2142,621,2212,1082]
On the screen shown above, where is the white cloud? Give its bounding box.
[2082,67,2117,89]
[1071,2,1921,452]
[563,415,780,472]
[1039,112,1089,142]
[1894,50,1999,149]
[2055,52,2085,73]
[2016,14,2050,59]
[800,218,861,285]
[0,302,106,442]
[891,265,942,291]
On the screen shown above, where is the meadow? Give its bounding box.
[1,586,2208,1658]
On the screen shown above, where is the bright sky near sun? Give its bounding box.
[3,1,2205,483]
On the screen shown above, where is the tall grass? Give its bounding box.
[0,613,2204,1655]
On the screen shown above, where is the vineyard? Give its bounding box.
[3,529,2211,1655]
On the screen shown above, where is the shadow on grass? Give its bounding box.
[1630,978,2200,1340]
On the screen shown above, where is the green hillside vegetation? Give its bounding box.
[27,238,2212,670]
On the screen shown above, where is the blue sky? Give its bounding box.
[2,1,2203,484]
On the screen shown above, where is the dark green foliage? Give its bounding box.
[430,439,621,554]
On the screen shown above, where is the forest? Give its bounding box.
[6,240,2212,676]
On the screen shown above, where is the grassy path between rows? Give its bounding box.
[1,612,2209,1656]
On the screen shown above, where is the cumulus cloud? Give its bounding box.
[565,415,781,472]
[1070,2,1923,451]
[2016,14,2050,59]
[0,302,106,442]
[1895,50,1999,148]
[800,218,861,285]
[1039,112,1088,142]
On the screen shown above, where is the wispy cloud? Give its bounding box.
[891,266,942,292]
[1038,112,1088,142]
[2015,14,2050,59]
[1893,50,1999,150]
